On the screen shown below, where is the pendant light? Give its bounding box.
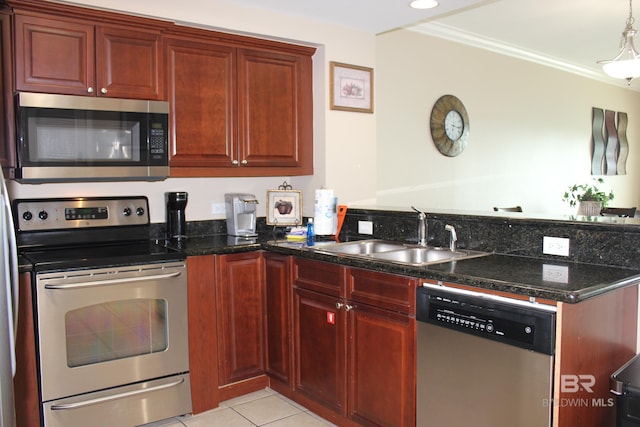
[598,0,640,84]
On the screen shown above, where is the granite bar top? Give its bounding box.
[264,240,640,304]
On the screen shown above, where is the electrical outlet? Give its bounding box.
[542,236,570,257]
[211,202,226,215]
[358,220,374,235]
[542,264,569,283]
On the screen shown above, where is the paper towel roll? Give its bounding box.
[314,189,337,235]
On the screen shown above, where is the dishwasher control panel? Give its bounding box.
[417,285,556,355]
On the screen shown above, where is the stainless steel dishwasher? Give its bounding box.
[417,283,556,427]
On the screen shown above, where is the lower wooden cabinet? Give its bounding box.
[264,252,293,387]
[294,286,348,414]
[292,258,417,427]
[186,255,219,414]
[348,303,415,427]
[215,251,266,385]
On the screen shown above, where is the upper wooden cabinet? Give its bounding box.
[12,9,164,99]
[165,27,315,177]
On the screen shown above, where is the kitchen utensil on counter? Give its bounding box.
[166,192,188,241]
[335,205,347,241]
[225,193,259,236]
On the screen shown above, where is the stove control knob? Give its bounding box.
[38,210,48,220]
[22,211,33,221]
[122,207,132,216]
[136,207,145,216]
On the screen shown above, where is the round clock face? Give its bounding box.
[430,95,469,157]
[444,110,464,141]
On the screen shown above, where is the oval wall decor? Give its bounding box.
[430,95,469,157]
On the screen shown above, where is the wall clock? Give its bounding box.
[430,95,469,157]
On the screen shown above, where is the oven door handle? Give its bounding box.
[50,377,185,410]
[43,270,182,290]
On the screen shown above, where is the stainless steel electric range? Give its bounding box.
[15,196,192,427]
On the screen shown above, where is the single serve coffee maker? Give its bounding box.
[225,193,258,236]
[166,191,188,241]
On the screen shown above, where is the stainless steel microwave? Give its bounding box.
[14,92,170,182]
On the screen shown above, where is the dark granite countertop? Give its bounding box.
[263,240,640,303]
[20,232,637,304]
[164,234,262,256]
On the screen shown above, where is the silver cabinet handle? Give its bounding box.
[344,304,353,312]
[87,87,94,93]
[336,302,344,309]
[50,378,185,410]
[44,270,182,290]
[232,160,239,165]
[100,87,108,94]
[241,159,248,165]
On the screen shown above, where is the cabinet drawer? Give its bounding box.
[348,268,416,314]
[293,258,346,298]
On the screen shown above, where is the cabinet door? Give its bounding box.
[264,253,292,386]
[294,287,347,416]
[14,13,95,95]
[165,36,236,171]
[348,303,416,427]
[95,25,163,99]
[186,255,219,414]
[216,252,266,385]
[237,48,312,173]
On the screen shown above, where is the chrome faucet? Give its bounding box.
[445,224,457,252]
[411,206,427,247]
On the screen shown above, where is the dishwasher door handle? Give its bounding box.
[421,283,557,313]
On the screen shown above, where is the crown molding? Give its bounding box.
[408,21,640,92]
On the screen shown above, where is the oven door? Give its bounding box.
[35,262,189,402]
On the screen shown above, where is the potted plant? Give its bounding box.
[562,177,614,216]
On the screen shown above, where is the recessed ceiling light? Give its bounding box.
[410,0,439,9]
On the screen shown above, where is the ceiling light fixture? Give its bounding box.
[598,0,640,84]
[410,0,439,10]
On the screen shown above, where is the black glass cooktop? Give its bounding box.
[21,240,184,272]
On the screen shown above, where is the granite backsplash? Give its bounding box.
[151,207,640,270]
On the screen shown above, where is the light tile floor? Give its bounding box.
[143,388,337,427]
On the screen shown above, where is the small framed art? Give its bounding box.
[330,61,374,113]
[266,190,302,226]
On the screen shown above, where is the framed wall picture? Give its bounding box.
[330,61,374,113]
[266,190,303,226]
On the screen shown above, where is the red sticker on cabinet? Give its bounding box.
[327,312,335,325]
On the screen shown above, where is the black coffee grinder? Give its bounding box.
[166,192,188,241]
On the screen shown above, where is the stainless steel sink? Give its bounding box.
[370,246,489,266]
[311,239,490,266]
[314,240,406,255]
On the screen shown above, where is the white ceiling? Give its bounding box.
[225,0,640,90]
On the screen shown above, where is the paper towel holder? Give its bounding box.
[266,185,302,226]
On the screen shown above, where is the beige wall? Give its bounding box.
[10,2,640,221]
[7,0,377,222]
[376,29,640,215]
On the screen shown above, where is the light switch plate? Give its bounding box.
[543,236,570,257]
[358,220,374,235]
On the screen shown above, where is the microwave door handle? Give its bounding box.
[43,270,181,290]
[50,377,185,410]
